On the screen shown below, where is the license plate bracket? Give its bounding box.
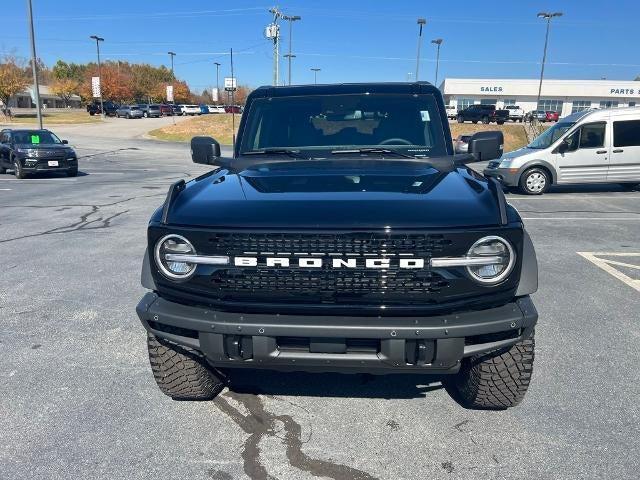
[48,160,59,167]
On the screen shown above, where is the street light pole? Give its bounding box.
[282,14,301,85]
[415,18,427,81]
[26,0,42,129]
[168,51,176,125]
[311,68,320,84]
[214,62,221,104]
[90,35,105,119]
[431,38,443,87]
[536,12,563,110]
[268,7,282,86]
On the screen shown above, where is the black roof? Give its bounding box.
[249,81,438,98]
[1,128,51,133]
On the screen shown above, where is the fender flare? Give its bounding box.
[519,159,558,184]
[141,247,157,290]
[515,229,538,296]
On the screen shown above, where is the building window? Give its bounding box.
[613,120,640,147]
[629,101,636,107]
[600,100,618,109]
[503,99,516,106]
[457,98,474,111]
[537,100,563,113]
[480,98,497,105]
[571,101,591,113]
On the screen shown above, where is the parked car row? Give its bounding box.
[89,101,242,119]
[446,104,560,123]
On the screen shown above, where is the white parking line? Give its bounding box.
[578,252,640,292]
[523,217,640,221]
[0,188,11,191]
[508,195,640,200]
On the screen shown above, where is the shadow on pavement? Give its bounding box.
[225,369,444,399]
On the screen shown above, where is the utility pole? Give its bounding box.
[168,51,176,125]
[230,48,236,153]
[90,35,105,119]
[282,14,301,85]
[536,12,563,110]
[431,38,443,86]
[415,18,427,81]
[214,62,221,104]
[267,7,282,85]
[311,68,320,84]
[26,0,42,129]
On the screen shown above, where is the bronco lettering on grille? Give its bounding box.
[233,256,426,269]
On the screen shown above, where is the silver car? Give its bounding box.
[116,105,144,119]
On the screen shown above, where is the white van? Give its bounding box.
[484,107,640,194]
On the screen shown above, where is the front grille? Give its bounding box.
[211,268,449,296]
[206,232,452,256]
[152,228,522,309]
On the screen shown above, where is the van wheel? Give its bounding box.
[457,115,464,123]
[443,332,535,409]
[520,167,550,195]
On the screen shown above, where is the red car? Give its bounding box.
[159,104,173,116]
[545,111,559,122]
[224,105,242,114]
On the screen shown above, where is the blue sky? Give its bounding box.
[3,0,640,92]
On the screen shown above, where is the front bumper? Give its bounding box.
[136,293,537,374]
[483,166,521,186]
[22,158,77,172]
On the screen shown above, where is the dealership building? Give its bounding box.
[440,78,640,117]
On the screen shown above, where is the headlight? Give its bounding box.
[499,158,512,168]
[465,236,515,285]
[154,234,197,280]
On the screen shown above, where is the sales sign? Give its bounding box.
[91,77,101,98]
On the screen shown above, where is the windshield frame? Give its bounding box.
[238,92,448,159]
[527,121,576,150]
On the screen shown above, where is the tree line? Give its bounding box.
[0,55,250,108]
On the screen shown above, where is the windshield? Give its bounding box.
[14,130,62,145]
[527,122,575,149]
[240,93,447,157]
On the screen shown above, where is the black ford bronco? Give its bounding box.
[136,82,538,409]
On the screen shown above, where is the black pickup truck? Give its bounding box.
[136,82,538,409]
[86,100,119,116]
[457,104,509,125]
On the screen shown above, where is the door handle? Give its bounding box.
[612,149,624,153]
[596,150,607,154]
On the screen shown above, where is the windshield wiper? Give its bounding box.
[330,148,414,158]
[241,148,307,158]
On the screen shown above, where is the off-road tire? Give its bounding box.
[147,332,225,400]
[444,332,535,409]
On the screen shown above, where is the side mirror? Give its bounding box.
[190,136,221,165]
[468,131,504,161]
[557,140,568,154]
[62,139,69,144]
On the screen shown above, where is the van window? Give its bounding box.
[578,122,606,149]
[613,120,640,147]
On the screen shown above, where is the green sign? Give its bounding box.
[31,135,40,144]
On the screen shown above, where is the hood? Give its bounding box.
[500,146,535,161]
[164,160,509,229]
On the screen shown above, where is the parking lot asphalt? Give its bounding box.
[1,133,639,480]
